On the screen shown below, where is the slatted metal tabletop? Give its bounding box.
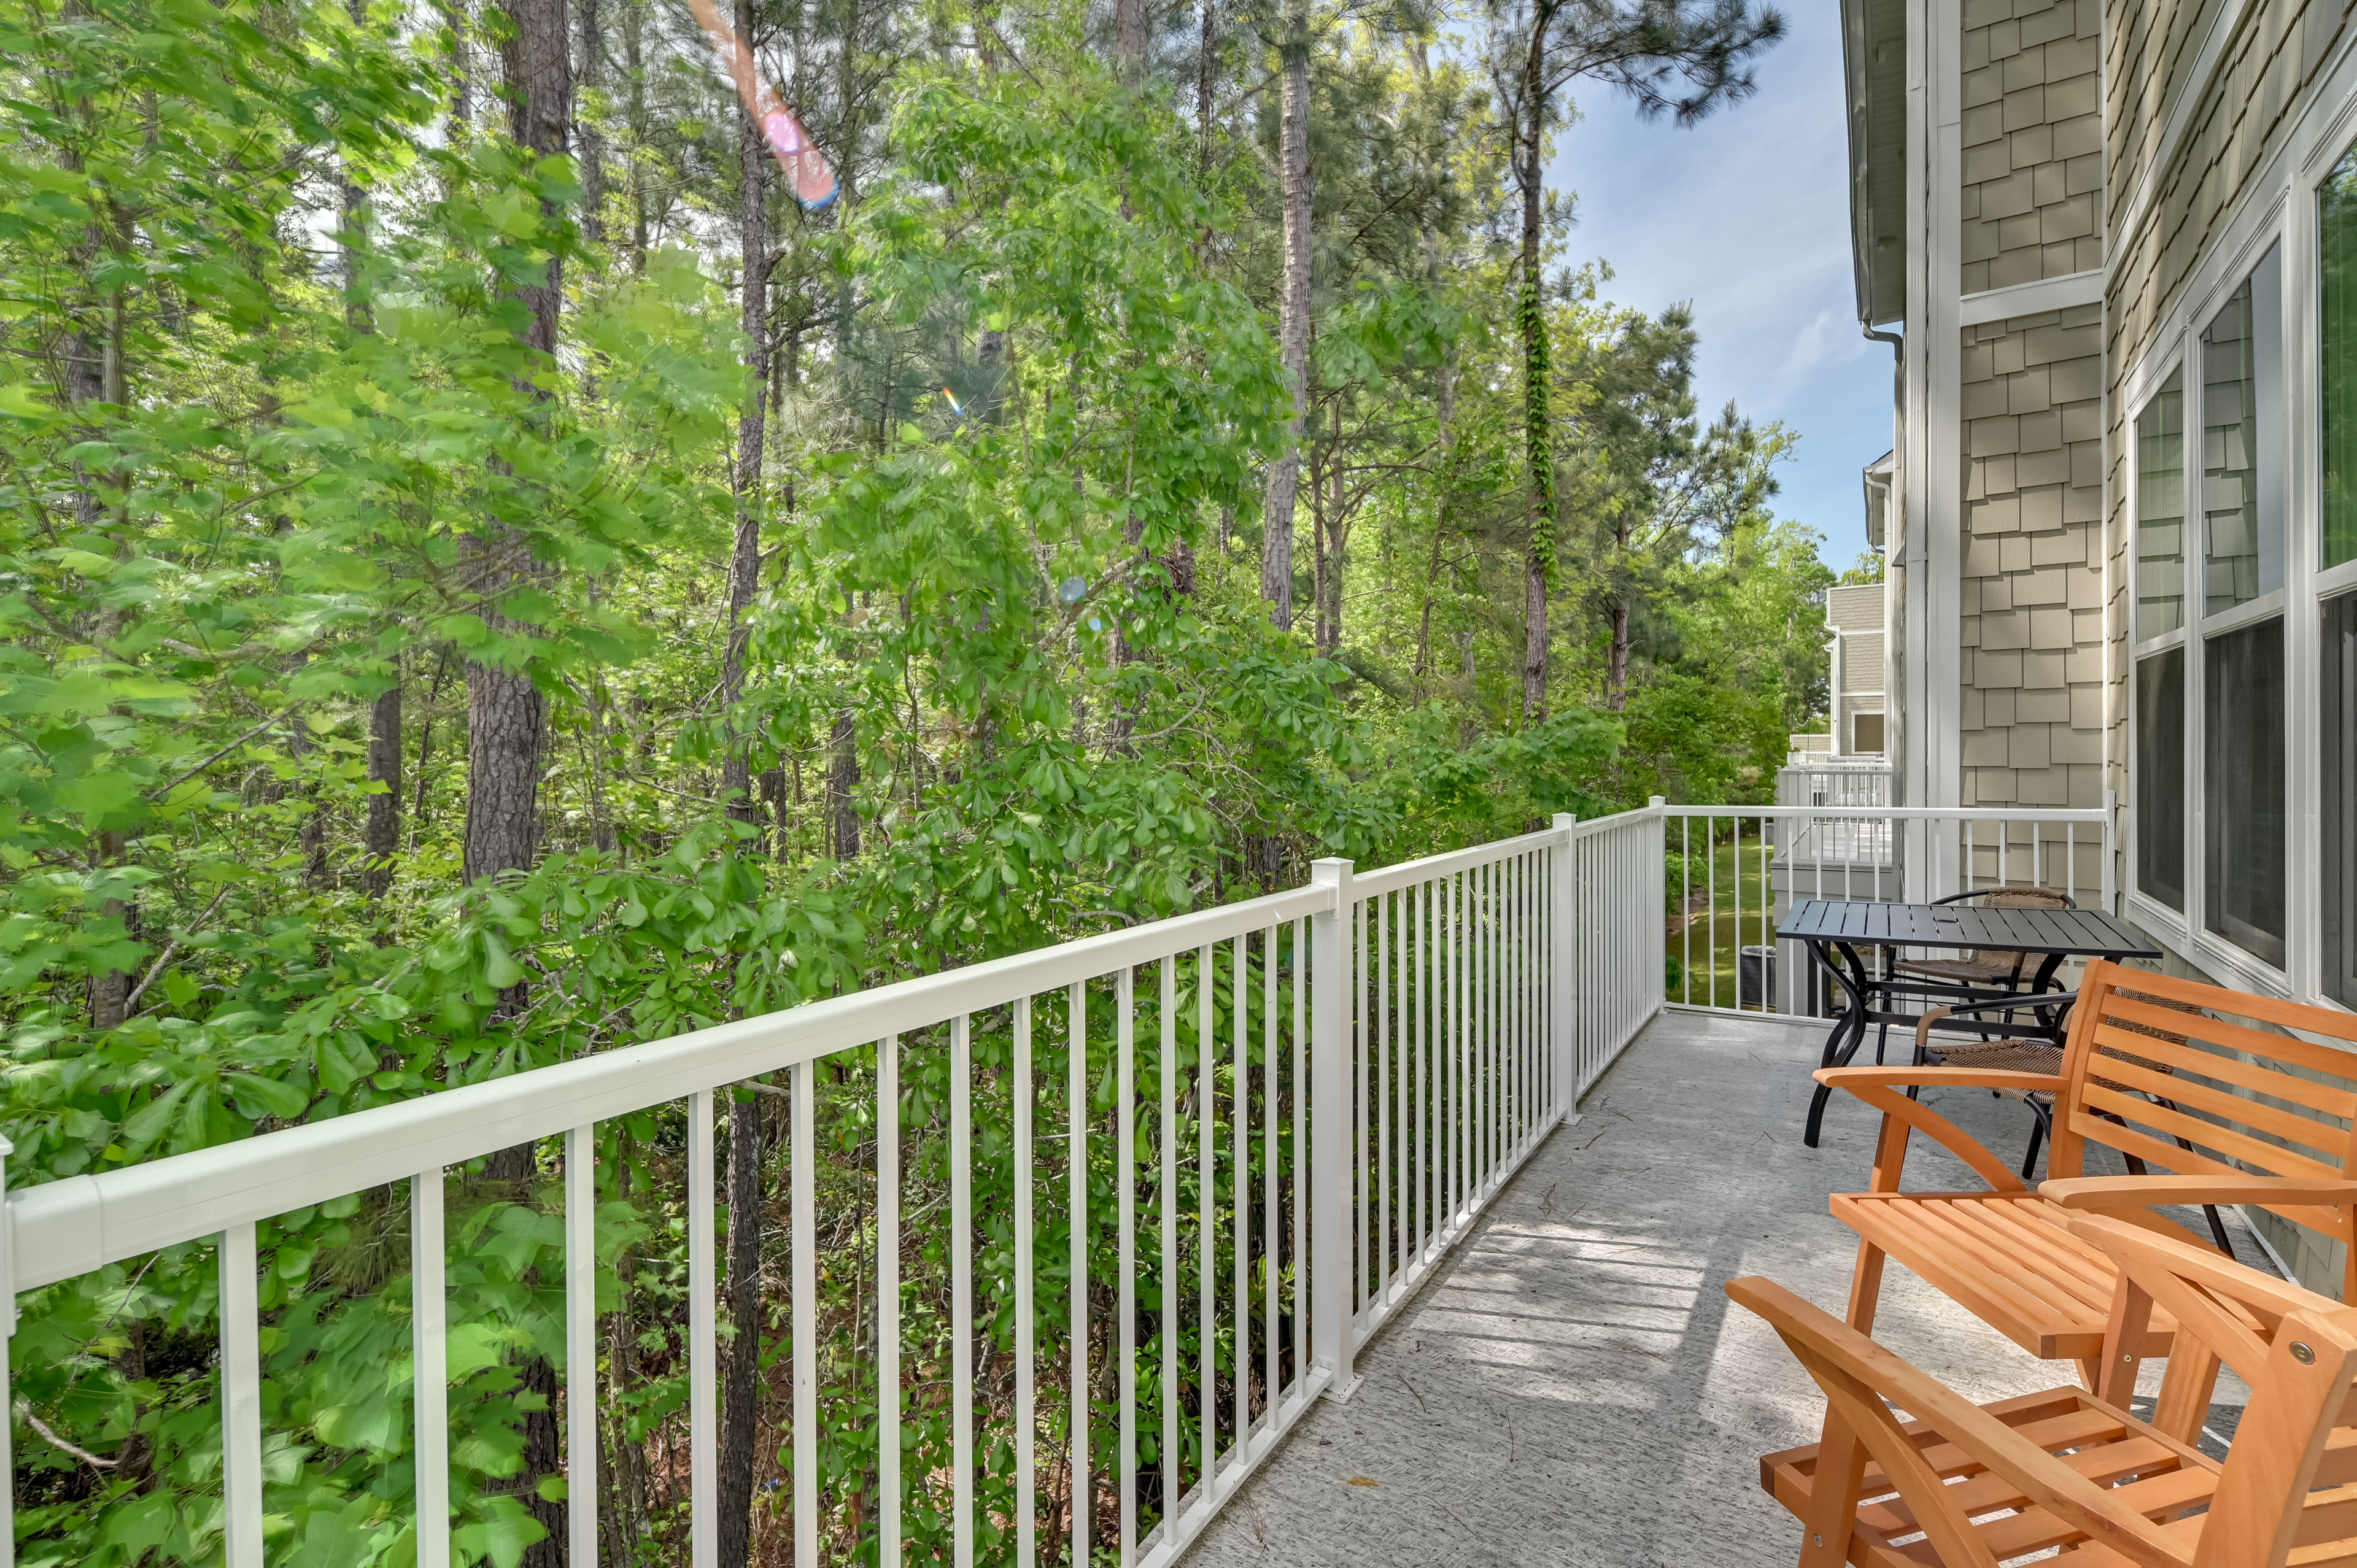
[1778,898,2161,960]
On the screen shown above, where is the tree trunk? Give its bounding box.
[1321,399,1343,653]
[718,1091,762,1568]
[1515,32,1554,724]
[1196,0,1216,177]
[719,0,769,831]
[624,4,647,274]
[1414,350,1454,691]
[1114,0,1144,76]
[482,10,571,1562]
[343,101,401,905]
[1259,26,1309,632]
[827,709,860,860]
[365,682,403,901]
[576,0,604,245]
[1308,440,1326,651]
[1606,598,1631,713]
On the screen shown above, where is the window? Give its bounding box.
[2137,647,2185,912]
[2326,593,2357,1006]
[2323,147,2357,570]
[2205,617,2286,967]
[1851,713,1884,753]
[2136,368,2186,639]
[2200,244,2285,614]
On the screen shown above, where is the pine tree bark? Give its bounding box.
[1114,0,1144,75]
[718,1091,763,1568]
[1514,26,1554,724]
[719,0,769,833]
[575,0,605,244]
[1259,22,1309,632]
[827,710,860,860]
[1414,349,1454,692]
[480,8,571,1563]
[343,95,402,905]
[715,21,768,1562]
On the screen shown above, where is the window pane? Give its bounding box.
[2326,593,2357,1006]
[2135,368,2185,639]
[2323,147,2357,569]
[2137,646,2185,911]
[2202,244,2285,615]
[2204,616,2285,966]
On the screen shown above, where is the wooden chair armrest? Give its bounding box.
[1727,1275,2186,1568]
[1815,1066,2061,1093]
[1815,1068,2034,1194]
[2043,1175,2357,1211]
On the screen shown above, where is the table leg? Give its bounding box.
[1805,939,1867,1148]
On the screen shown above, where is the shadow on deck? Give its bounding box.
[1178,1007,2274,1566]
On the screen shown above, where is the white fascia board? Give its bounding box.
[1959,268,2105,326]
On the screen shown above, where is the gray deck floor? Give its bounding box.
[1180,1006,2272,1567]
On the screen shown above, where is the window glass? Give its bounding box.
[2202,244,2285,615]
[2135,368,2185,639]
[2326,593,2357,1006]
[2136,647,2185,912]
[2323,146,2357,570]
[2204,616,2285,966]
[1851,713,1884,754]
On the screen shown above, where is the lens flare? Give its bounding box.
[684,0,838,209]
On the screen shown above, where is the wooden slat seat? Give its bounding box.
[1817,959,2357,1391]
[1734,1216,2357,1568]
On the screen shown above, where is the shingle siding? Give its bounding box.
[1960,302,2111,819]
[1962,0,2108,291]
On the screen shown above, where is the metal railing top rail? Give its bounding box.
[1656,803,2107,823]
[9,876,1342,1292]
[1346,824,1560,900]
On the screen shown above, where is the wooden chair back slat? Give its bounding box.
[2049,962,2357,1294]
[2076,1084,2351,1185]
[2086,1013,2357,1114]
[2087,1054,2349,1157]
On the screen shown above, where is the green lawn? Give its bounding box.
[1665,826,1779,1010]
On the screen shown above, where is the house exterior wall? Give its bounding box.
[2094,0,2357,1296]
[1959,303,2109,809]
[2103,0,2355,831]
[1962,0,2107,290]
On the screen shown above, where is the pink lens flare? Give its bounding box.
[684,0,838,209]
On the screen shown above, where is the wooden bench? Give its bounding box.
[1817,959,2357,1388]
[1732,1213,2357,1568]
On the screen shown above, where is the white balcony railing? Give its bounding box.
[0,797,2126,1568]
[1660,796,2116,1019]
[1,813,1673,1568]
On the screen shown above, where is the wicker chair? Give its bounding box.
[1886,884,2076,991]
[1914,984,2232,1253]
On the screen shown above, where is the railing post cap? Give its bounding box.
[1307,857,1352,884]
[1648,795,1667,808]
[1551,812,1576,832]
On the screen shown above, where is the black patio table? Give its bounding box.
[1776,897,2162,1148]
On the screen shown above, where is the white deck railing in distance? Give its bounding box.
[1658,801,2117,1022]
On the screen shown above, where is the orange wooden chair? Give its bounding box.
[1733,1213,2357,1567]
[1815,959,2357,1389]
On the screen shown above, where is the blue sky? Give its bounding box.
[1538,0,1886,572]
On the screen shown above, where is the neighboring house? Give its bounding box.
[1842,0,2356,1013]
[1829,579,1892,757]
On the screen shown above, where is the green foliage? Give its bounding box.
[0,0,1831,1561]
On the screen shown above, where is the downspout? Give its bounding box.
[1864,322,1905,797]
